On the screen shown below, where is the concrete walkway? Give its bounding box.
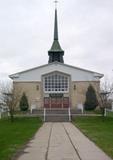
[17,123,112,160]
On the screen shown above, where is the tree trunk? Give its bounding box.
[9,109,14,122]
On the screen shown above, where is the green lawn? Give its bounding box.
[73,116,113,159]
[0,117,43,160]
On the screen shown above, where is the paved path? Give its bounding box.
[17,123,112,160]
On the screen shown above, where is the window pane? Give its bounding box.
[44,73,69,93]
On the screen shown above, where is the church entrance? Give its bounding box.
[43,72,70,108]
[51,97,62,108]
[44,94,69,108]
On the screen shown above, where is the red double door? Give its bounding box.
[44,97,69,108]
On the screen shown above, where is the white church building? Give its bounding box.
[9,7,103,111]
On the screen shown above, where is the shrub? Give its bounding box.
[84,85,98,110]
[19,92,29,111]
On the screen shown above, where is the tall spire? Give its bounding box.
[48,1,64,63]
[54,8,58,40]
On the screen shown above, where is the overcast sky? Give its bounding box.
[0,0,113,82]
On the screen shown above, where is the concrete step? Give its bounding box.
[32,109,43,114]
[45,115,70,122]
[32,108,82,115]
[32,108,71,122]
[71,109,82,114]
[46,109,68,114]
[32,108,69,115]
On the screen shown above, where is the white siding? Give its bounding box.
[10,63,102,82]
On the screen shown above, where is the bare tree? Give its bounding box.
[0,81,22,122]
[100,78,113,100]
[96,78,113,117]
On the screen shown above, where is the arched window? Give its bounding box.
[43,72,69,93]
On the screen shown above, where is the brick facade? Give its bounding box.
[14,80,100,109]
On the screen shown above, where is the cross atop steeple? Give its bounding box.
[54,0,58,9]
[48,1,64,63]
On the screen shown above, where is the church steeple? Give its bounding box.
[54,8,58,40]
[48,2,64,63]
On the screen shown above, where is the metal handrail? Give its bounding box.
[68,107,71,121]
[44,108,46,122]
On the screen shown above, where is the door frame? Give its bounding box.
[44,96,69,108]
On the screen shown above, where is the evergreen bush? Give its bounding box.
[84,85,98,110]
[19,92,29,111]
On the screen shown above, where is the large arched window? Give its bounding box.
[43,72,69,93]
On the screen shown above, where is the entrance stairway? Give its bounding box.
[32,108,71,122]
[31,108,83,122]
[44,108,70,122]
